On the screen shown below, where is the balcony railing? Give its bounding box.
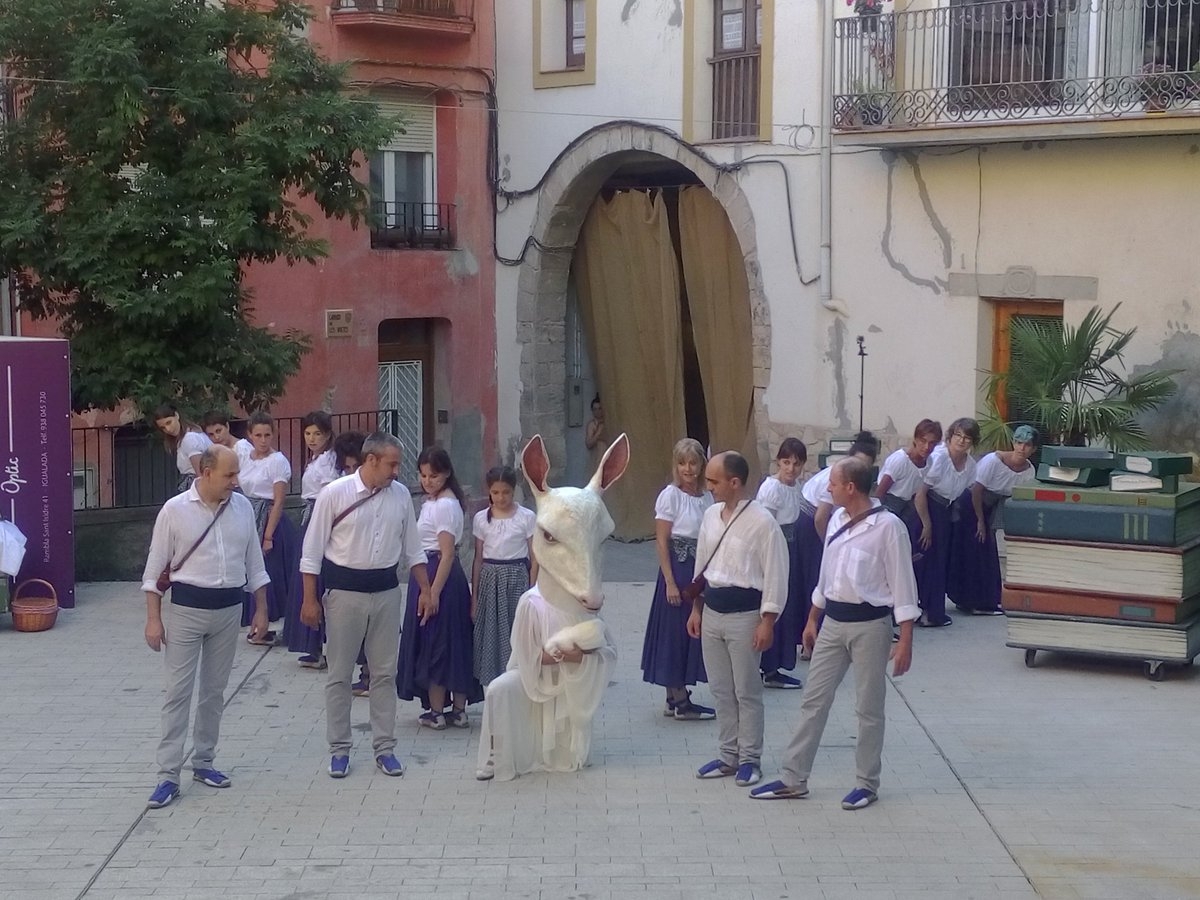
[711,52,762,140]
[834,0,1200,132]
[331,0,475,36]
[370,201,455,250]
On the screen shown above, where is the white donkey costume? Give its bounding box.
[476,433,630,781]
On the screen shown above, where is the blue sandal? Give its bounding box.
[696,759,736,779]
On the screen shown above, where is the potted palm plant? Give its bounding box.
[979,304,1179,450]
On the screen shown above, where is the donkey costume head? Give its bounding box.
[521,433,630,612]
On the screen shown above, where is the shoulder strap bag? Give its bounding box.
[156,500,230,593]
[679,500,754,604]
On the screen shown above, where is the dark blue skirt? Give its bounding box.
[242,510,296,626]
[396,550,483,707]
[760,528,801,674]
[640,546,706,688]
[282,512,324,656]
[946,492,1002,613]
[791,510,824,642]
[917,495,955,625]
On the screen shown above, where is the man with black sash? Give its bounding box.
[751,456,918,808]
[687,451,789,789]
[300,432,430,779]
[142,445,271,809]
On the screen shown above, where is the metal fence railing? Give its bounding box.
[369,201,455,250]
[71,409,402,512]
[834,0,1200,131]
[331,0,474,20]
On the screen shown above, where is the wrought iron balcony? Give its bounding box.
[834,0,1200,139]
[331,0,475,38]
[711,51,762,140]
[370,201,455,250]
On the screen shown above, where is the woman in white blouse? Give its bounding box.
[396,446,482,729]
[153,404,212,494]
[947,424,1038,616]
[874,419,943,550]
[238,410,298,640]
[912,418,979,627]
[640,438,714,719]
[284,411,339,667]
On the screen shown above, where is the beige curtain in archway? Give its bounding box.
[575,190,686,538]
[678,186,759,486]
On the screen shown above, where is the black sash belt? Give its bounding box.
[321,559,399,593]
[483,557,528,566]
[704,585,762,614]
[171,583,244,611]
[824,599,891,622]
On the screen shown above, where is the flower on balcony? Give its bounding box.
[849,0,884,13]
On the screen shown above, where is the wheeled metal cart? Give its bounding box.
[1006,611,1200,681]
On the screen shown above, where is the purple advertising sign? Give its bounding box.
[0,338,75,608]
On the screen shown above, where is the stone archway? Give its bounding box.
[515,123,771,471]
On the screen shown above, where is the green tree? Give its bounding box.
[0,0,395,413]
[980,304,1179,451]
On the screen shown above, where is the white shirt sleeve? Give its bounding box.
[431,497,464,542]
[472,509,490,543]
[654,485,678,523]
[269,453,292,484]
[402,489,427,571]
[181,431,210,460]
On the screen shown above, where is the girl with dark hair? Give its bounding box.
[284,411,339,668]
[756,437,809,689]
[153,404,212,494]
[470,466,538,687]
[912,417,980,627]
[641,438,714,719]
[298,411,337,528]
[396,446,482,728]
[201,410,252,460]
[948,425,1038,616]
[238,410,297,641]
[875,419,943,561]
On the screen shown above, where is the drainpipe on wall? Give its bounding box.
[819,0,845,315]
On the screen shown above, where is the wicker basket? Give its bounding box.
[10,579,59,633]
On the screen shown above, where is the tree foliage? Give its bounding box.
[980,304,1179,451]
[0,0,395,413]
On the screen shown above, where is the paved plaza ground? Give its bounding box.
[3,539,1200,900]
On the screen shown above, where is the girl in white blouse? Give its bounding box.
[299,411,338,527]
[875,418,943,543]
[640,438,715,719]
[238,410,297,640]
[754,437,809,689]
[396,447,482,729]
[912,417,979,627]
[152,404,212,494]
[947,424,1037,615]
[470,466,538,687]
[285,411,338,667]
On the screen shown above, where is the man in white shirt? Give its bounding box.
[686,451,789,789]
[300,432,430,779]
[141,445,271,810]
[751,456,919,809]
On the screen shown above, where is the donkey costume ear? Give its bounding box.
[521,434,551,496]
[587,433,630,494]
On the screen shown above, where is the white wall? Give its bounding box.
[495,0,1200,458]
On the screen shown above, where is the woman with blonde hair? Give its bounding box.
[640,438,715,720]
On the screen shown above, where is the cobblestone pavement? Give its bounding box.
[3,540,1200,899]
